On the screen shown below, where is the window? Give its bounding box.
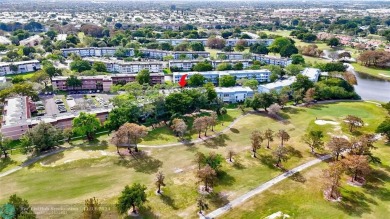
[224,94,230,97]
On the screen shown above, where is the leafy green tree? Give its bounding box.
[269,37,293,53]
[188,73,206,87]
[302,130,324,154]
[192,62,213,72]
[243,79,259,91]
[66,34,80,44]
[105,105,140,131]
[280,44,299,57]
[46,30,57,40]
[265,65,283,81]
[376,117,390,142]
[233,62,243,70]
[136,69,150,85]
[70,60,92,73]
[11,76,25,84]
[66,75,82,89]
[216,63,232,71]
[114,47,130,57]
[0,134,12,158]
[117,183,147,215]
[190,42,205,51]
[219,75,236,87]
[250,92,276,111]
[165,92,193,114]
[92,61,107,72]
[203,83,217,102]
[72,112,101,141]
[285,64,303,76]
[382,102,390,115]
[291,74,314,92]
[22,46,36,56]
[6,194,36,219]
[159,42,173,51]
[249,43,269,54]
[327,37,341,47]
[291,54,305,64]
[22,122,63,153]
[44,65,61,82]
[204,152,223,171]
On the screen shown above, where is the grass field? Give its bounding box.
[0,102,387,218]
[223,142,390,219]
[352,63,390,80]
[5,72,35,80]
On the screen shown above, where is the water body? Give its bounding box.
[353,71,390,102]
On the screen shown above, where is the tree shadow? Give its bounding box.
[160,194,178,210]
[38,151,65,167]
[363,169,390,201]
[288,172,306,183]
[282,107,305,114]
[232,161,245,170]
[337,190,375,216]
[286,146,302,158]
[310,104,330,110]
[134,205,159,219]
[0,157,17,172]
[216,170,236,186]
[207,192,229,207]
[79,139,109,150]
[229,128,239,133]
[115,152,162,174]
[203,134,230,148]
[259,154,277,170]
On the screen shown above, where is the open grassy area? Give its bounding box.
[5,72,35,80]
[352,63,390,80]
[223,140,390,219]
[0,102,387,218]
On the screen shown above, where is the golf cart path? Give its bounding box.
[202,154,332,219]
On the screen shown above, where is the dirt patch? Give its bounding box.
[315,119,340,126]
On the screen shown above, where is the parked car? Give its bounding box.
[55,99,63,104]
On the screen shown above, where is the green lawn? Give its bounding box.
[352,63,390,80]
[223,141,390,219]
[5,72,35,80]
[0,102,387,218]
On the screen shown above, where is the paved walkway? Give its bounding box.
[0,148,68,178]
[202,154,332,219]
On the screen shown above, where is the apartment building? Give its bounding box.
[140,49,210,60]
[0,60,41,75]
[301,68,321,82]
[171,51,210,59]
[61,47,135,58]
[212,59,252,69]
[225,38,274,47]
[0,96,110,140]
[217,52,245,60]
[215,86,254,103]
[84,58,165,73]
[52,73,165,92]
[173,69,271,85]
[253,54,292,67]
[156,39,208,46]
[169,59,253,72]
[139,49,171,59]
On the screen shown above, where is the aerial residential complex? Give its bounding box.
[61,47,135,58]
[0,60,41,75]
[140,49,210,60]
[0,96,111,140]
[173,69,271,85]
[52,73,165,91]
[83,58,165,73]
[168,59,253,71]
[215,86,254,103]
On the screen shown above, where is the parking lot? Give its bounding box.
[37,94,114,117]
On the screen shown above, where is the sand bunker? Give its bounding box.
[315,120,340,126]
[265,211,290,219]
